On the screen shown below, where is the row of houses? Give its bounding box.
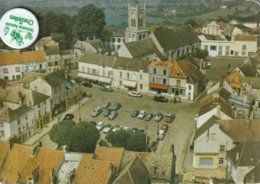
[192,54,260,183]
[0,141,176,184]
[198,21,258,57]
[0,70,81,143]
[78,53,206,100]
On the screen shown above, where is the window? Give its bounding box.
[119,72,122,78]
[0,130,4,137]
[18,128,21,134]
[210,133,216,140]
[230,50,234,55]
[218,46,223,56]
[242,45,247,50]
[153,68,156,74]
[3,68,8,74]
[177,80,181,87]
[199,158,213,166]
[163,78,167,84]
[140,75,143,80]
[17,119,20,125]
[152,77,155,83]
[163,70,167,75]
[127,73,130,79]
[15,67,20,72]
[140,84,143,89]
[220,145,225,152]
[219,158,224,165]
[188,85,192,90]
[210,45,217,51]
[92,69,96,74]
[225,46,230,56]
[25,114,28,120]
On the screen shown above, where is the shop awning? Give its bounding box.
[78,73,112,84]
[123,80,137,88]
[149,83,169,90]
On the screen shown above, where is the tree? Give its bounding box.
[69,122,100,152]
[106,130,148,151]
[49,120,75,147]
[49,121,100,153]
[127,131,147,151]
[184,19,199,28]
[192,48,209,59]
[73,4,106,40]
[106,129,129,147]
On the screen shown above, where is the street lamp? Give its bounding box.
[79,102,81,122]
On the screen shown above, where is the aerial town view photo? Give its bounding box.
[0,0,259,183]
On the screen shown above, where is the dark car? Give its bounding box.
[82,92,92,98]
[82,81,92,87]
[110,103,121,111]
[103,109,111,117]
[101,85,113,92]
[63,113,74,120]
[131,110,140,118]
[145,113,153,121]
[165,113,175,123]
[153,95,168,103]
[154,112,164,122]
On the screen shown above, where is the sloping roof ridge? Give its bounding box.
[237,141,247,166]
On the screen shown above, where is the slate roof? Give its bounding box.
[123,38,166,60]
[227,141,260,167]
[113,57,151,73]
[244,162,260,183]
[0,51,46,65]
[79,53,115,67]
[0,86,49,106]
[45,70,69,87]
[193,115,219,140]
[152,25,199,50]
[239,76,260,89]
[238,61,259,77]
[220,119,260,142]
[178,60,205,83]
[113,155,150,184]
[197,96,234,118]
[0,106,32,122]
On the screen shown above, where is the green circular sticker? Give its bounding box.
[0,8,39,49]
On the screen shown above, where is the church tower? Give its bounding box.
[125,2,149,43]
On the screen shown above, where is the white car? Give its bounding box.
[96,122,104,131]
[91,107,103,117]
[137,110,146,119]
[103,124,112,134]
[123,126,131,131]
[128,91,142,98]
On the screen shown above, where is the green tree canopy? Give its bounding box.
[106,130,148,151]
[69,122,100,152]
[73,4,106,40]
[49,121,100,153]
[192,48,209,59]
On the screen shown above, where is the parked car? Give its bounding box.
[131,110,140,118]
[91,107,103,117]
[154,112,164,122]
[82,81,92,87]
[96,122,104,131]
[82,92,92,98]
[110,103,121,111]
[123,126,131,131]
[102,101,111,109]
[158,124,169,140]
[145,113,153,121]
[108,111,118,120]
[137,110,146,119]
[154,95,168,103]
[165,113,175,123]
[103,124,113,134]
[103,109,111,117]
[63,113,74,120]
[101,85,113,92]
[128,91,142,98]
[112,125,121,132]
